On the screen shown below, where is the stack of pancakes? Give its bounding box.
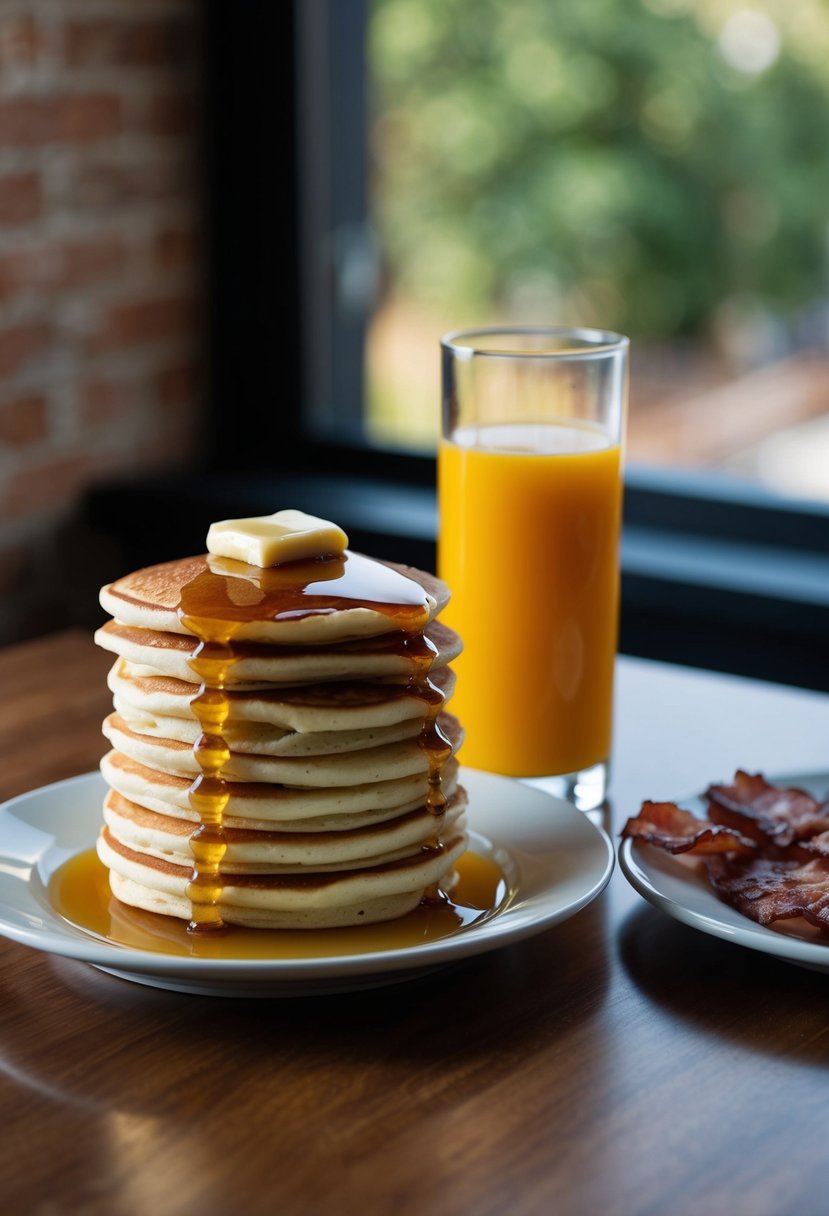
[94,552,467,929]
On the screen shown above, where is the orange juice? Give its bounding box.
[438,422,622,777]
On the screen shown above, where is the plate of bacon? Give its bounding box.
[619,771,829,971]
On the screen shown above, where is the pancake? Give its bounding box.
[95,618,462,685]
[100,750,460,828]
[110,698,427,756]
[94,537,467,930]
[107,661,456,731]
[100,553,448,643]
[102,710,462,785]
[98,827,468,928]
[103,786,468,871]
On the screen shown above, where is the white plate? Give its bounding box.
[619,771,829,973]
[0,769,613,996]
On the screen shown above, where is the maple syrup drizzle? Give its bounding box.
[178,621,235,933]
[398,633,450,817]
[174,552,450,934]
[397,633,453,904]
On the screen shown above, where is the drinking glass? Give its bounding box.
[438,326,628,811]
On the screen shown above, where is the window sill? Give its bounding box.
[85,465,829,693]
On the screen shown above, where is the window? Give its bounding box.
[361,1,829,480]
[151,1,829,692]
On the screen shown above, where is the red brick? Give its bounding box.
[65,17,194,68]
[58,235,127,289]
[155,221,198,270]
[0,96,60,146]
[0,171,42,224]
[87,293,196,354]
[0,237,127,303]
[0,321,50,378]
[0,248,52,302]
[0,449,129,518]
[0,15,40,69]
[0,93,122,146]
[0,394,48,446]
[68,156,193,209]
[77,377,134,427]
[60,93,123,142]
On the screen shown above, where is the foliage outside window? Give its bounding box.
[366,0,829,452]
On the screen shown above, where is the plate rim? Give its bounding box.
[0,768,614,985]
[618,769,829,971]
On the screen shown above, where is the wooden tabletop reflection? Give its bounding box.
[2,631,829,1216]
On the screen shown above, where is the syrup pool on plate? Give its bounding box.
[49,847,510,960]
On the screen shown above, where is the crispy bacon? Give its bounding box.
[704,855,829,929]
[620,800,756,856]
[802,829,829,858]
[706,771,829,855]
[623,771,829,939]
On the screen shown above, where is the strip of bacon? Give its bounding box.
[704,854,829,930]
[620,800,756,856]
[623,773,829,939]
[706,771,829,855]
[802,829,829,858]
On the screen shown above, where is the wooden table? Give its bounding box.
[2,630,829,1216]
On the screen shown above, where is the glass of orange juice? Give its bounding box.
[438,326,628,811]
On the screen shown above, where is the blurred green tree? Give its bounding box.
[369,0,829,340]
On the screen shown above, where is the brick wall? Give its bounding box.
[0,0,203,642]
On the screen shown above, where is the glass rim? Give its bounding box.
[441,324,629,359]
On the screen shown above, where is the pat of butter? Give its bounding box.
[206,510,349,567]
